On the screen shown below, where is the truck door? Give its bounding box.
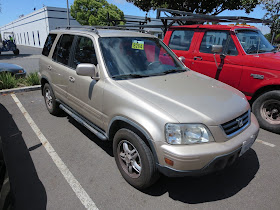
[191,30,243,89]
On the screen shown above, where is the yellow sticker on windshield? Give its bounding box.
[132,40,144,50]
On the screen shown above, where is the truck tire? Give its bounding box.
[252,90,280,134]
[13,49,19,55]
[113,128,159,189]
[43,83,61,115]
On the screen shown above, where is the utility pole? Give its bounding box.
[67,0,70,26]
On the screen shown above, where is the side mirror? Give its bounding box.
[178,56,186,63]
[76,63,97,79]
[211,45,223,54]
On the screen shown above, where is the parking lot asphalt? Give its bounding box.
[0,45,41,74]
[0,90,280,210]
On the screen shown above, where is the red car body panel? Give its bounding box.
[163,25,280,101]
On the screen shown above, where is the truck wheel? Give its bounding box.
[43,83,61,115]
[13,49,19,55]
[113,128,159,189]
[252,90,280,134]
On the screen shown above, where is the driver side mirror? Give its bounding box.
[211,45,223,54]
[76,63,99,80]
[178,56,186,63]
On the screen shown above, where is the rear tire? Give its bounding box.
[252,90,280,134]
[113,128,159,189]
[43,83,61,115]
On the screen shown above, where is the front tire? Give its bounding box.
[43,83,61,115]
[252,90,280,134]
[13,49,19,55]
[113,128,159,189]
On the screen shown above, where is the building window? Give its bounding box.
[37,31,41,46]
[27,32,30,45]
[20,33,22,44]
[32,31,35,46]
[24,33,26,44]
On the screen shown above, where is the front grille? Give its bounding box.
[221,110,250,136]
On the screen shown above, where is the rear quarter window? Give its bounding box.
[42,34,57,57]
[168,30,195,51]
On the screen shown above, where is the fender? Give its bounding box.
[108,116,159,163]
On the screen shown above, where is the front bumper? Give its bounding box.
[156,113,259,177]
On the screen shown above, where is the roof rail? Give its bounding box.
[56,26,99,35]
[56,25,152,34]
[156,8,273,33]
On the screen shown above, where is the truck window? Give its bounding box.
[226,37,238,56]
[52,34,75,66]
[42,34,57,57]
[72,36,97,69]
[200,31,228,54]
[236,30,274,54]
[168,30,194,51]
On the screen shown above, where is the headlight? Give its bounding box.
[165,124,215,145]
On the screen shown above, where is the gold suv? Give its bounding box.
[39,26,259,189]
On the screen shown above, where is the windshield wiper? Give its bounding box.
[161,69,187,75]
[271,48,278,52]
[112,73,149,79]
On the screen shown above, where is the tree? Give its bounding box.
[262,0,280,43]
[70,0,125,26]
[126,0,259,15]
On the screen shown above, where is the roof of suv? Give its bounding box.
[52,28,156,38]
[169,24,258,31]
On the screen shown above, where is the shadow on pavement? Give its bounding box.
[143,148,259,203]
[0,54,34,60]
[67,116,114,157]
[0,103,47,210]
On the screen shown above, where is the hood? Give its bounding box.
[0,63,24,72]
[116,71,249,125]
[244,52,280,71]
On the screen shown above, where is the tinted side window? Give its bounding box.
[52,34,75,66]
[72,36,97,69]
[168,30,194,51]
[42,34,57,56]
[226,37,238,56]
[200,31,228,54]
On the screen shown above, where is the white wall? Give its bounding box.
[0,7,81,48]
[0,7,49,48]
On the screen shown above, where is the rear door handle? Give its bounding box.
[194,56,203,61]
[69,76,75,83]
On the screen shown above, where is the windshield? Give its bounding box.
[99,37,186,80]
[236,30,275,54]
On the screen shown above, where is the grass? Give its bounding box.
[0,72,40,90]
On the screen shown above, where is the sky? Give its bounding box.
[0,0,271,34]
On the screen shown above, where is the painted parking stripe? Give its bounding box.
[11,94,98,210]
[256,139,276,148]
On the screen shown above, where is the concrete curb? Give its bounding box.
[0,85,41,95]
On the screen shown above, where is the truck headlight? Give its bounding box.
[165,124,215,145]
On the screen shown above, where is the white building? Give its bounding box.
[0,7,164,48]
[0,7,80,48]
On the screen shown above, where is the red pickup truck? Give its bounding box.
[163,24,280,133]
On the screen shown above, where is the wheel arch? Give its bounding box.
[40,76,51,95]
[250,85,280,104]
[108,116,159,164]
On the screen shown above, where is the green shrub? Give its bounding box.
[0,72,18,90]
[26,72,40,86]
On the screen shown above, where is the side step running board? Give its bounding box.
[59,104,108,141]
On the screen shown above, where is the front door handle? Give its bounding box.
[47,65,52,71]
[69,76,75,83]
[194,56,203,61]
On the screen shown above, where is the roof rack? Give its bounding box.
[156,8,273,33]
[55,25,151,35]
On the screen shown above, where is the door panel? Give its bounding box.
[191,30,243,89]
[66,35,104,129]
